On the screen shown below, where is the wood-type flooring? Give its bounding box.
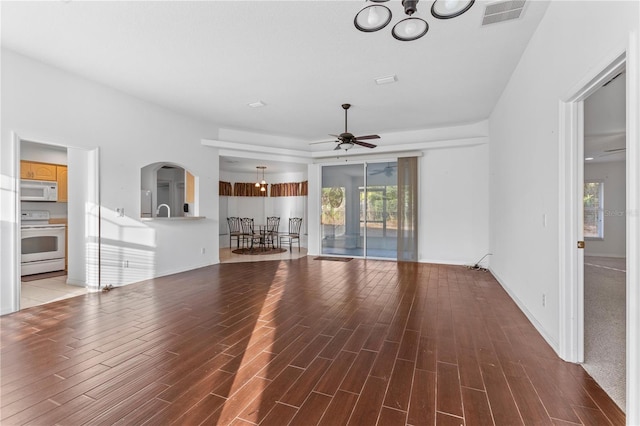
[0,258,624,425]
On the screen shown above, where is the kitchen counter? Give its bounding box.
[141,216,206,221]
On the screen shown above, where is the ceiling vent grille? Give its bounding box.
[482,0,526,26]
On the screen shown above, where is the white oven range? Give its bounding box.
[21,210,66,276]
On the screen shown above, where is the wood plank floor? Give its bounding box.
[0,258,624,425]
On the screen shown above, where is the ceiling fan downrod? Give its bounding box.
[342,103,351,134]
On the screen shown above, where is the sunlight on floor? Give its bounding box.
[21,275,93,309]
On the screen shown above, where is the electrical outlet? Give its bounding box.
[542,293,546,307]
[122,260,129,268]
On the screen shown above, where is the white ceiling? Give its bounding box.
[1,0,551,153]
[584,71,626,163]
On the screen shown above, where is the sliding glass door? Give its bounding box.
[321,161,398,259]
[363,162,397,258]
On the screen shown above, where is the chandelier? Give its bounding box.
[255,166,267,192]
[354,0,475,42]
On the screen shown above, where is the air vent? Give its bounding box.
[482,0,526,26]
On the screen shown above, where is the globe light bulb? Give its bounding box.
[444,0,459,10]
[405,20,417,35]
[368,7,380,26]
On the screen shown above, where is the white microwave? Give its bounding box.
[20,180,58,202]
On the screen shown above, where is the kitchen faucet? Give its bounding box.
[156,204,171,218]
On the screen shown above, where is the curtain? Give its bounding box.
[219,181,232,196]
[233,182,268,197]
[397,157,418,261]
[270,182,302,197]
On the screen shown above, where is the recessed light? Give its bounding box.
[248,101,266,108]
[375,75,398,85]
[585,157,594,161]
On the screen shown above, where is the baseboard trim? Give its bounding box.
[490,268,560,356]
[418,258,473,266]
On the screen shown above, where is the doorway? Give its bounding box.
[581,70,627,410]
[12,134,100,312]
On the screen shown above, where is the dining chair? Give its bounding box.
[280,217,302,252]
[266,216,280,248]
[240,217,262,250]
[227,217,242,248]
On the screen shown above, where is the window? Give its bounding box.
[584,181,604,239]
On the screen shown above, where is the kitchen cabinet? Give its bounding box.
[21,161,57,181]
[57,165,68,202]
[186,171,195,204]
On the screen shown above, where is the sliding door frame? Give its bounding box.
[320,159,398,260]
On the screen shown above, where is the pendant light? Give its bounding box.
[255,166,267,192]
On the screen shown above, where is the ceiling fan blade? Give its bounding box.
[599,151,625,158]
[369,170,385,175]
[354,135,380,141]
[353,140,377,149]
[334,144,342,151]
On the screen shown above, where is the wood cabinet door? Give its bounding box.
[21,161,58,181]
[31,163,57,181]
[57,165,68,202]
[20,161,33,179]
[186,171,195,204]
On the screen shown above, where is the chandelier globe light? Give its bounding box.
[255,166,267,192]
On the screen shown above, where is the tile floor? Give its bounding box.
[20,275,91,309]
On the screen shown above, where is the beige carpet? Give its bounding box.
[583,256,626,411]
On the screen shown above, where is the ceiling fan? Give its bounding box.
[369,163,397,176]
[310,104,380,151]
[598,147,626,158]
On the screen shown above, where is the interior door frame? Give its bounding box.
[11,133,101,311]
[559,34,640,422]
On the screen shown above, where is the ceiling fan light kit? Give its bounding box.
[355,0,475,41]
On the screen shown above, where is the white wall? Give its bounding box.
[488,1,638,349]
[584,161,626,257]
[420,143,490,265]
[1,49,221,314]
